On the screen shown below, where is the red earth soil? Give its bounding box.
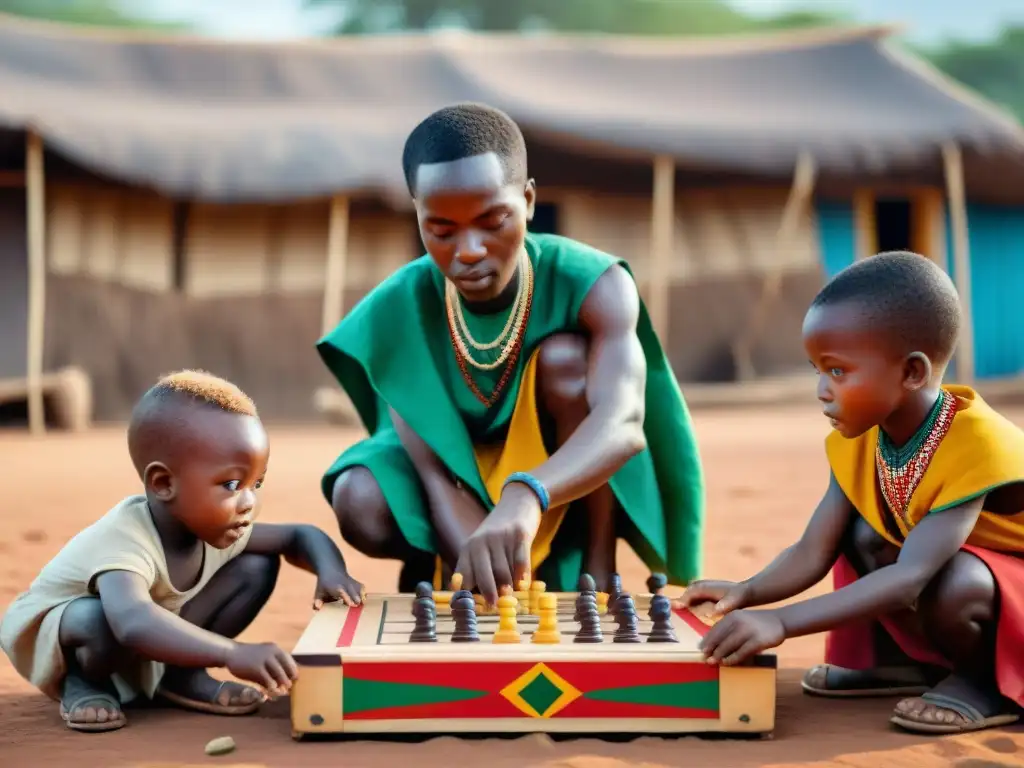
[2,405,1023,767]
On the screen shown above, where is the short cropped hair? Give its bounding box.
[127,370,257,475]
[809,251,962,365]
[401,102,528,195]
[144,369,257,416]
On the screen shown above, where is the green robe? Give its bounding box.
[317,233,705,590]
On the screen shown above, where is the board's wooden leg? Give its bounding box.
[718,663,777,734]
[290,655,344,736]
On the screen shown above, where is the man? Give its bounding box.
[317,102,704,604]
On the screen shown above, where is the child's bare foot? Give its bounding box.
[157,667,265,715]
[802,664,931,698]
[60,674,126,732]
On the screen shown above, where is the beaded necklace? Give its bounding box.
[874,390,957,527]
[444,254,535,408]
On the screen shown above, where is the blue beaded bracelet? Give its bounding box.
[503,472,550,513]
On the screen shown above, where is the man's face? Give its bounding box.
[413,152,535,302]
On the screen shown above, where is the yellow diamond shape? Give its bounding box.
[500,663,582,718]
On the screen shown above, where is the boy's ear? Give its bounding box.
[144,461,176,502]
[524,178,537,221]
[902,351,933,391]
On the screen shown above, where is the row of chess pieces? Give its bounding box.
[408,572,679,644]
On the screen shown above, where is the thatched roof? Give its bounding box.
[1,15,1022,203]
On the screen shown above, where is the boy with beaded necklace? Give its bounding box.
[316,103,705,605]
[679,252,1024,735]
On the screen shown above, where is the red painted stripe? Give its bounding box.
[344,661,538,688]
[674,606,711,638]
[346,693,524,721]
[557,698,719,720]
[344,660,718,691]
[336,604,363,647]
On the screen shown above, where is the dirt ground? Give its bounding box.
[2,404,1024,768]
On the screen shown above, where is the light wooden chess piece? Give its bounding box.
[529,580,546,615]
[531,593,561,644]
[492,594,522,643]
[596,592,609,615]
[514,579,530,615]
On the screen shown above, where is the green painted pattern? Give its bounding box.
[343,677,487,715]
[584,680,719,710]
[517,672,565,716]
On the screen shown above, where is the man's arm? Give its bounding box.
[773,496,983,637]
[391,405,488,567]
[523,264,648,507]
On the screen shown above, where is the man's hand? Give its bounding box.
[675,580,750,616]
[698,609,786,666]
[313,565,365,610]
[454,483,541,605]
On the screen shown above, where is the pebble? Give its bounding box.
[204,736,236,756]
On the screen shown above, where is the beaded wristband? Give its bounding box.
[503,472,550,513]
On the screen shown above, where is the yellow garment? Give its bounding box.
[826,385,1024,551]
[433,349,569,590]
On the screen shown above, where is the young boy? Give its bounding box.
[677,252,1024,735]
[317,102,704,604]
[1,370,364,732]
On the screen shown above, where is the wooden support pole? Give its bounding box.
[321,195,351,337]
[942,142,974,385]
[25,131,47,435]
[648,155,675,343]
[732,150,816,381]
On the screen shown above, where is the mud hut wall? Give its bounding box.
[551,186,826,381]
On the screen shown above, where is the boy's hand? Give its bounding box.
[698,609,786,666]
[226,641,299,695]
[313,567,365,610]
[674,580,750,616]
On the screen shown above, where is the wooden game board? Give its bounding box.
[289,591,777,738]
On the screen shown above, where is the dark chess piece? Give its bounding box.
[410,581,437,642]
[646,573,668,596]
[646,594,679,643]
[612,591,632,620]
[578,573,597,594]
[613,594,642,643]
[574,595,604,644]
[574,590,597,623]
[451,595,480,642]
[608,573,623,615]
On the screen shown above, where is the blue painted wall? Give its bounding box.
[946,204,1024,379]
[815,200,857,278]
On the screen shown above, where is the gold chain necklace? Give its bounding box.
[447,252,527,351]
[445,255,534,371]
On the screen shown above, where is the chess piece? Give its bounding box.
[514,579,530,614]
[529,580,546,615]
[573,594,603,644]
[595,591,609,615]
[608,573,622,602]
[646,572,668,596]
[410,581,438,642]
[492,594,522,643]
[612,591,632,620]
[451,594,480,642]
[613,594,642,643]
[578,573,596,594]
[647,594,679,643]
[532,593,562,644]
[574,590,597,623]
[608,574,623,616]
